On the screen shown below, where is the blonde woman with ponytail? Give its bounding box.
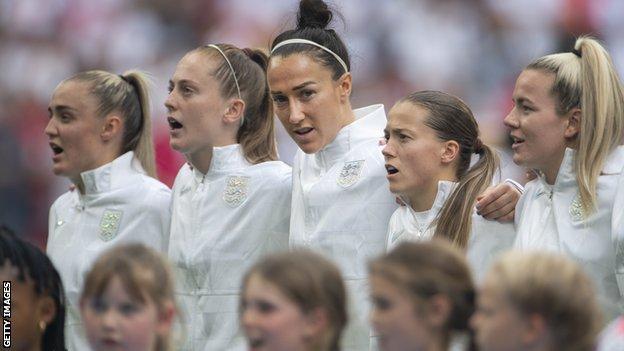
[383,91,516,280]
[506,36,624,319]
[45,70,171,351]
[165,44,291,351]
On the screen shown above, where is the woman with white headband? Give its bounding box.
[266,1,521,349]
[165,44,291,350]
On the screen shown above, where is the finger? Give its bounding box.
[476,185,507,211]
[478,192,514,217]
[496,209,515,223]
[481,201,516,221]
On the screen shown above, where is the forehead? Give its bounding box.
[50,80,96,110]
[513,69,556,102]
[387,102,429,129]
[172,51,219,84]
[267,53,334,90]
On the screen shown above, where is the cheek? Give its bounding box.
[122,314,159,348]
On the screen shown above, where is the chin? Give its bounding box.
[298,142,322,154]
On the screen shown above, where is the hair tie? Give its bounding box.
[571,48,582,58]
[271,38,349,74]
[474,138,484,154]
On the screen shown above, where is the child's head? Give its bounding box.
[0,226,65,351]
[369,240,475,351]
[240,250,347,351]
[471,251,602,351]
[80,244,176,351]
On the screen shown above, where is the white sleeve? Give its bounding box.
[612,173,624,298]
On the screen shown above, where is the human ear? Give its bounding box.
[223,99,246,126]
[521,313,547,347]
[337,72,352,102]
[36,296,57,329]
[564,108,581,139]
[303,308,328,342]
[101,114,123,142]
[440,140,460,164]
[424,294,452,329]
[156,300,176,336]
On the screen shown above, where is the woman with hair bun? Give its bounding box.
[45,70,171,351]
[267,1,520,349]
[165,44,292,350]
[506,36,624,318]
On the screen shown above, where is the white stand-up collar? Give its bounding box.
[79,151,144,194]
[404,180,457,220]
[191,144,251,183]
[540,146,624,190]
[314,104,386,169]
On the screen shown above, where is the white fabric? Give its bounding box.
[515,146,624,319]
[47,151,172,351]
[168,144,291,351]
[289,104,398,351]
[597,316,624,351]
[386,181,516,281]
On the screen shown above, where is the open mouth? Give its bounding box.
[248,337,265,349]
[293,127,313,136]
[50,142,64,155]
[510,135,525,146]
[385,165,399,175]
[168,116,183,130]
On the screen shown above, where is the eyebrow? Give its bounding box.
[169,78,198,87]
[514,97,534,105]
[48,105,78,114]
[270,80,316,95]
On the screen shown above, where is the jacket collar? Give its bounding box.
[79,151,144,194]
[314,104,386,169]
[192,144,251,183]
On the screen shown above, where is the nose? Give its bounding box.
[288,101,305,125]
[44,117,57,138]
[381,140,395,159]
[503,109,519,129]
[468,312,479,331]
[241,308,258,329]
[101,309,117,331]
[164,93,176,113]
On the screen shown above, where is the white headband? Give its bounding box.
[271,38,349,74]
[207,44,244,126]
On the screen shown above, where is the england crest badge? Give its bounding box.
[337,160,365,188]
[99,209,122,241]
[569,193,585,222]
[223,176,250,207]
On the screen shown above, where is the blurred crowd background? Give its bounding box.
[1,0,623,247]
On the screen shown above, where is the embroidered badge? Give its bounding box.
[569,193,584,222]
[223,176,250,207]
[99,209,122,241]
[337,160,365,188]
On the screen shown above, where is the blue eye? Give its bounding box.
[119,302,140,315]
[90,298,107,313]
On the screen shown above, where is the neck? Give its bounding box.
[187,147,214,175]
[425,334,448,351]
[541,150,567,185]
[406,172,457,212]
[339,103,356,129]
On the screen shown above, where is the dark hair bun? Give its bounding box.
[297,0,332,30]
